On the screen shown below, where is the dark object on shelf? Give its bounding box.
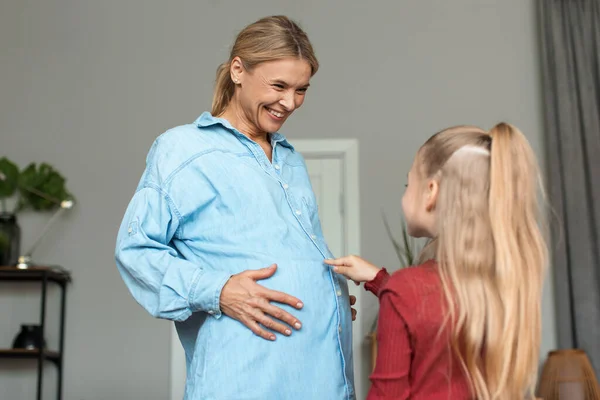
[12,324,46,350]
[0,265,71,400]
[0,212,20,266]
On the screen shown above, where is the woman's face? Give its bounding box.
[231,57,312,136]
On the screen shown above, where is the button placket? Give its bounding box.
[285,191,312,237]
[271,142,283,175]
[278,170,329,258]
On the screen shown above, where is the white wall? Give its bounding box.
[0,0,556,399]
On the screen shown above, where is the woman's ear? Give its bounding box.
[230,56,245,83]
[425,179,439,212]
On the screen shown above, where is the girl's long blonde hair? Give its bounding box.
[418,123,547,399]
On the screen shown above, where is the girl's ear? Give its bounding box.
[425,179,439,212]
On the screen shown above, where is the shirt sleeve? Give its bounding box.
[367,287,412,400]
[114,140,231,322]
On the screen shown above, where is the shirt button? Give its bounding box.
[295,210,302,216]
[208,310,214,315]
[336,290,342,296]
[127,227,133,233]
[338,325,342,333]
[310,234,317,240]
[282,183,289,189]
[274,164,280,170]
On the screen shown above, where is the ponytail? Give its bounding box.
[486,122,548,399]
[211,61,235,117]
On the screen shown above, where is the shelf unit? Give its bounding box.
[0,266,71,400]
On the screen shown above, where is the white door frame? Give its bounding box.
[170,139,361,400]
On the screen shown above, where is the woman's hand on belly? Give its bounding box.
[219,263,304,341]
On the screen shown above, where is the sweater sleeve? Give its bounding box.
[364,268,391,297]
[367,286,412,399]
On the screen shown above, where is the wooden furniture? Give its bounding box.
[0,265,71,400]
[537,349,600,400]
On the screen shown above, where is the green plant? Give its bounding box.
[0,158,19,212]
[382,212,419,268]
[0,157,74,213]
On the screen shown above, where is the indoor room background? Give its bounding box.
[0,1,558,399]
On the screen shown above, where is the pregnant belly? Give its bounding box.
[192,258,343,398]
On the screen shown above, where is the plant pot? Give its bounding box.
[12,324,46,350]
[0,212,20,266]
[537,349,600,399]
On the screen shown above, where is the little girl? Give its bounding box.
[325,123,547,400]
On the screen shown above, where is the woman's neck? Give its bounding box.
[219,104,269,145]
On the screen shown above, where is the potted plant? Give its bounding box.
[0,157,74,266]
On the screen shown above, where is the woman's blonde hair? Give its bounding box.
[211,15,319,117]
[417,123,547,399]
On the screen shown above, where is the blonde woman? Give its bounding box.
[116,16,355,400]
[326,124,547,399]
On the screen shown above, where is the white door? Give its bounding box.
[170,140,363,400]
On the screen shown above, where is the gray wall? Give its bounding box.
[0,0,556,399]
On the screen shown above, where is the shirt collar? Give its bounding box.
[194,112,294,150]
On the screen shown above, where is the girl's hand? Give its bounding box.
[324,255,381,285]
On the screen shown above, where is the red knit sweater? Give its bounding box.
[364,260,472,399]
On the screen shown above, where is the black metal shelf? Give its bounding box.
[0,266,71,284]
[0,265,71,400]
[0,349,61,366]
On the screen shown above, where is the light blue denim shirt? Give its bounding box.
[115,112,354,400]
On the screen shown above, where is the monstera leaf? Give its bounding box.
[18,163,72,211]
[0,157,19,199]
